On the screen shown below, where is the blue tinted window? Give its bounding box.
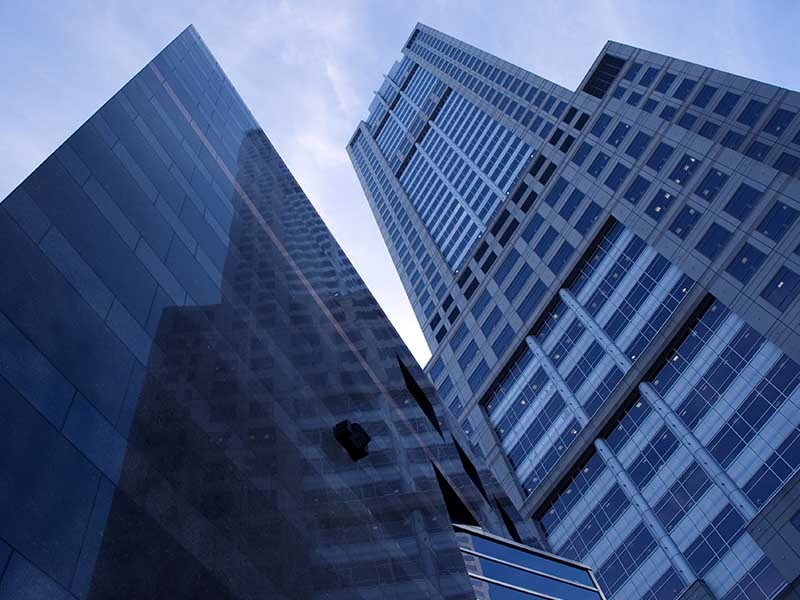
[459,341,479,370]
[626,91,643,106]
[588,153,610,177]
[624,176,651,205]
[726,243,767,284]
[721,130,745,150]
[774,152,800,176]
[764,108,796,136]
[535,226,558,258]
[607,122,631,147]
[646,189,675,222]
[468,359,490,392]
[559,189,585,221]
[746,140,771,161]
[545,177,569,206]
[678,112,698,129]
[625,131,652,159]
[692,84,717,108]
[646,142,674,172]
[506,264,533,302]
[694,168,729,202]
[495,249,520,285]
[518,281,545,321]
[655,72,676,93]
[660,105,678,121]
[612,86,626,99]
[450,323,469,351]
[738,99,768,126]
[723,183,762,220]
[522,214,545,242]
[639,66,660,87]
[481,307,502,336]
[758,202,799,241]
[673,78,697,100]
[575,202,602,235]
[642,98,658,113]
[761,267,800,311]
[605,163,631,191]
[549,242,574,276]
[669,154,701,186]
[714,91,741,117]
[572,142,592,166]
[473,289,491,318]
[492,324,515,357]
[623,62,642,81]
[591,114,612,138]
[669,205,702,239]
[698,121,720,139]
[695,223,732,260]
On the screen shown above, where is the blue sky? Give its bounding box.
[1,0,798,366]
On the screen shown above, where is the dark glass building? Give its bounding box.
[348,23,800,600]
[0,25,604,600]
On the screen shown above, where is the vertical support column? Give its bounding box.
[594,439,698,587]
[639,382,757,520]
[525,335,590,427]
[558,289,632,372]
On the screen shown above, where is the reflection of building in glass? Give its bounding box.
[0,25,598,600]
[349,22,800,600]
[455,524,604,599]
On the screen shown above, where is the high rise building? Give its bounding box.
[348,22,800,600]
[0,25,605,600]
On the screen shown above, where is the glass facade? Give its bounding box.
[0,25,581,600]
[350,23,800,600]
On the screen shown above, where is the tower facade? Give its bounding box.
[348,23,800,600]
[0,25,605,600]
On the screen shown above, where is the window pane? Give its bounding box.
[726,244,766,284]
[695,223,732,260]
[669,205,702,239]
[758,202,799,241]
[761,267,800,311]
[723,183,762,220]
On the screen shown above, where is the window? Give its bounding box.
[625,131,652,159]
[575,202,602,235]
[655,72,676,94]
[642,98,658,113]
[623,62,642,80]
[669,205,702,239]
[698,121,720,139]
[758,202,799,241]
[591,113,613,138]
[669,154,701,186]
[559,189,585,221]
[646,142,674,172]
[612,86,626,99]
[588,152,610,177]
[572,142,592,166]
[468,359,490,392]
[774,152,800,176]
[694,169,729,202]
[714,91,741,117]
[692,84,718,108]
[746,141,771,161]
[721,130,745,150]
[607,122,631,147]
[574,112,590,130]
[459,341,479,370]
[624,175,651,205]
[545,177,569,206]
[695,223,732,260]
[534,226,558,257]
[481,307,502,336]
[495,249,520,285]
[639,66,660,87]
[738,99,768,126]
[726,243,766,284]
[472,289,491,317]
[646,189,675,221]
[673,78,697,100]
[560,135,575,152]
[761,266,800,311]
[605,163,631,191]
[678,112,698,129]
[660,105,678,121]
[723,183,762,220]
[582,54,627,98]
[492,324,515,357]
[549,241,574,276]
[764,108,796,136]
[522,213,545,242]
[506,263,533,302]
[627,91,643,106]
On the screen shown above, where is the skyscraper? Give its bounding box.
[0,25,605,600]
[348,22,800,600]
